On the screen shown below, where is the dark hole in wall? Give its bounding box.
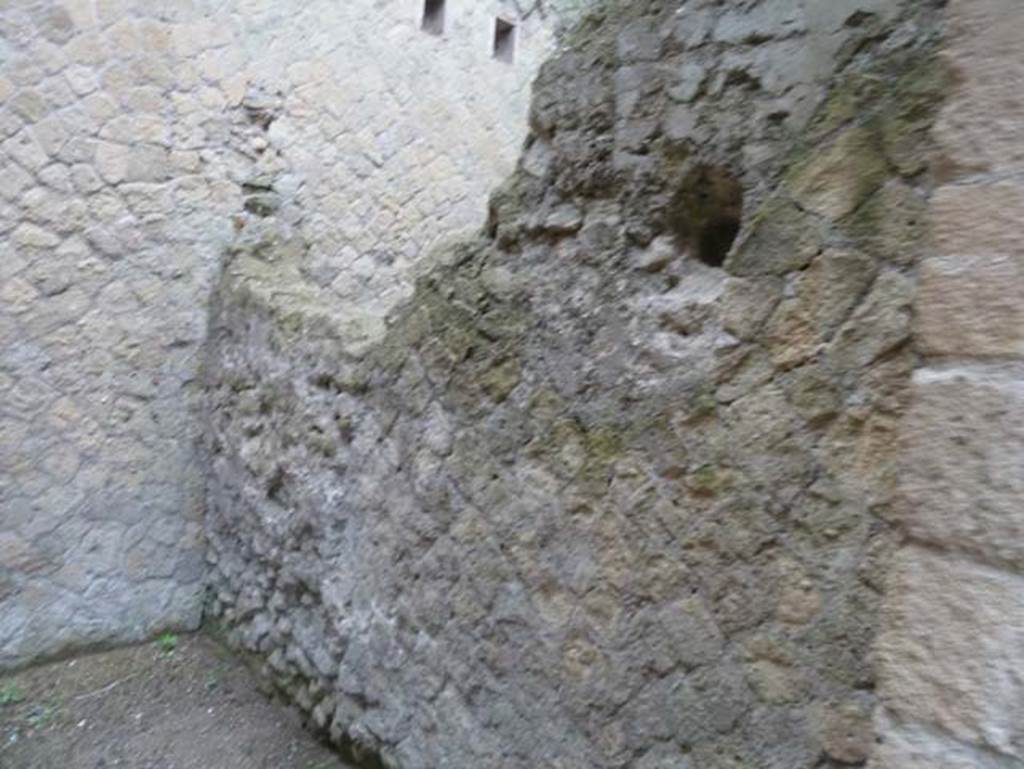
[494,18,516,63]
[698,220,741,267]
[423,0,445,35]
[668,165,744,268]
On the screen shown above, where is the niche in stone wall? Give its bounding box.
[494,18,516,63]
[423,0,445,35]
[668,165,743,268]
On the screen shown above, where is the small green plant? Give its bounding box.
[26,703,54,728]
[0,683,24,706]
[156,632,179,655]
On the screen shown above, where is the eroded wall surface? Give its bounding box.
[0,0,563,669]
[203,1,949,766]
[872,1,1024,766]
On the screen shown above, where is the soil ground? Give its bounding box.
[0,633,352,769]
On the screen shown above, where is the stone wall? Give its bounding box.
[202,1,950,766]
[871,1,1024,766]
[0,0,233,669]
[0,0,566,670]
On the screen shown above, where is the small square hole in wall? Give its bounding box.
[493,18,516,63]
[422,0,445,35]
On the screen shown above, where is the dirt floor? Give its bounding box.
[0,633,352,769]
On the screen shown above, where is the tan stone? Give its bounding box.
[745,660,805,704]
[768,248,881,370]
[776,582,822,626]
[789,126,888,220]
[877,546,1024,759]
[933,0,1024,175]
[764,296,817,370]
[820,701,872,765]
[0,531,54,574]
[930,181,1024,258]
[916,253,1024,357]
[720,276,782,341]
[898,367,1024,566]
[827,270,913,372]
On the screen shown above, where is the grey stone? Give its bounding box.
[668,63,707,103]
[713,0,805,44]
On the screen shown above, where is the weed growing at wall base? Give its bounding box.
[0,683,24,706]
[156,632,179,655]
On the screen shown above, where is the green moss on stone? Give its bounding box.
[842,180,929,266]
[726,195,822,276]
[877,55,950,176]
[687,464,727,496]
[786,125,888,221]
[480,358,522,403]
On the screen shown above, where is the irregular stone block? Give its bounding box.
[844,180,930,267]
[788,126,888,221]
[827,270,912,372]
[818,700,873,765]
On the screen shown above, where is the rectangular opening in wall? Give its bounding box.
[493,18,516,63]
[422,0,445,35]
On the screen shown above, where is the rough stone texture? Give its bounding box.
[873,0,1024,766]
[876,547,1024,760]
[0,0,570,670]
[897,367,1024,569]
[915,179,1024,356]
[873,715,1020,769]
[929,181,1024,257]
[931,0,1024,176]
[916,254,1024,358]
[203,2,948,766]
